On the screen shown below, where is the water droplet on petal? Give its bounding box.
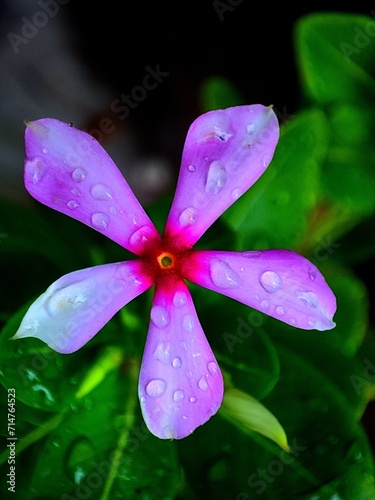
[129,225,155,247]
[42,147,49,154]
[308,317,316,327]
[151,305,170,328]
[188,164,195,172]
[260,299,270,310]
[275,306,286,316]
[173,291,187,307]
[298,291,319,309]
[67,200,79,209]
[182,314,195,333]
[198,377,209,391]
[247,123,256,134]
[210,259,242,289]
[231,188,241,200]
[190,396,197,403]
[70,188,81,197]
[259,271,283,293]
[153,342,171,364]
[309,269,317,281]
[173,390,185,402]
[205,161,227,195]
[172,357,182,368]
[91,212,109,230]
[145,379,167,398]
[27,158,48,184]
[207,361,218,375]
[72,168,87,182]
[179,207,197,227]
[213,126,232,141]
[91,183,113,200]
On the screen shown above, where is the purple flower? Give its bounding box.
[14,105,336,439]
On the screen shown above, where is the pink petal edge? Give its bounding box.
[181,249,337,331]
[138,278,224,439]
[13,260,153,353]
[24,119,161,256]
[164,105,279,250]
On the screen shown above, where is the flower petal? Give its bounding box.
[13,260,153,353]
[164,105,279,249]
[138,277,223,439]
[182,250,337,331]
[24,119,161,256]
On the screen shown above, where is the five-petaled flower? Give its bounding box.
[14,105,337,439]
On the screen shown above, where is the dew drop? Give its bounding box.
[91,212,109,230]
[260,299,270,310]
[231,188,241,200]
[145,379,167,398]
[179,207,197,227]
[190,396,197,403]
[91,183,113,200]
[173,390,185,402]
[151,305,170,328]
[172,357,182,368]
[71,167,87,182]
[109,206,118,215]
[213,126,231,141]
[259,271,283,293]
[205,161,227,195]
[188,164,195,172]
[153,342,171,364]
[298,291,319,309]
[173,291,187,307]
[198,377,209,392]
[210,259,242,289]
[140,396,146,403]
[42,147,49,154]
[309,269,317,281]
[129,225,155,247]
[275,306,286,316]
[308,317,316,328]
[67,200,79,210]
[247,123,256,134]
[182,314,195,333]
[207,361,218,375]
[27,157,48,184]
[70,188,81,197]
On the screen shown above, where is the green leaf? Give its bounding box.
[195,291,280,400]
[322,104,375,218]
[294,12,375,105]
[26,365,180,499]
[223,108,328,250]
[220,386,290,452]
[199,75,244,111]
[0,302,122,412]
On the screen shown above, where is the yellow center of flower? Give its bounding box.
[157,251,175,270]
